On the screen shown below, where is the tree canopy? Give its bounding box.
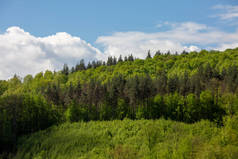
[1,48,238,154]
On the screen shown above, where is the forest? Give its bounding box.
[1,48,238,158]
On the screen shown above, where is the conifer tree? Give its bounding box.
[62,64,69,75]
[118,55,123,62]
[146,50,152,59]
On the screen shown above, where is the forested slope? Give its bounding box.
[15,117,238,159]
[1,48,238,157]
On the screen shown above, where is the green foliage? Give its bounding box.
[14,117,238,159]
[116,98,129,119]
[184,93,200,122]
[0,94,61,152]
[0,80,8,96]
[221,93,238,116]
[65,101,88,122]
[2,48,238,157]
[164,93,184,121]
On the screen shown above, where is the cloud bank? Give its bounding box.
[0,22,238,80]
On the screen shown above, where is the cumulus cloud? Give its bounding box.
[0,26,103,79]
[212,4,238,20]
[96,22,238,58]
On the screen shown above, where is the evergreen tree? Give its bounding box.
[155,71,167,95]
[113,57,117,65]
[62,64,69,75]
[118,55,123,63]
[96,60,102,67]
[124,56,128,61]
[182,50,188,55]
[146,50,152,59]
[155,50,161,56]
[92,60,96,68]
[167,75,179,93]
[70,66,75,73]
[107,56,113,66]
[128,54,134,61]
[87,62,92,69]
[179,71,190,96]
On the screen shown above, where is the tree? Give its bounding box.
[124,56,128,62]
[113,57,117,65]
[204,63,213,80]
[128,54,134,61]
[76,59,86,71]
[151,94,165,119]
[70,66,75,73]
[87,62,92,69]
[0,80,8,96]
[74,81,82,102]
[96,60,102,67]
[118,55,123,63]
[167,75,179,94]
[225,66,238,93]
[146,50,152,59]
[179,71,190,97]
[45,84,61,105]
[44,70,53,80]
[221,93,238,116]
[116,98,129,119]
[155,71,167,95]
[62,64,69,75]
[23,75,33,84]
[182,50,188,55]
[190,73,202,97]
[0,94,60,152]
[166,50,171,55]
[64,82,74,105]
[184,93,200,122]
[154,50,161,56]
[107,56,113,66]
[91,60,96,68]
[164,93,184,120]
[65,101,86,122]
[199,90,221,121]
[138,75,154,105]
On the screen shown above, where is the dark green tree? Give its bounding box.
[62,64,69,76]
[146,50,152,59]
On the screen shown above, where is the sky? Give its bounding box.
[0,0,238,79]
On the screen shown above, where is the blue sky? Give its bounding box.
[0,0,238,79]
[0,0,237,42]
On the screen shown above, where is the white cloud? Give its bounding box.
[216,42,238,51]
[96,22,238,58]
[0,26,103,79]
[97,32,186,58]
[212,4,238,20]
[157,21,208,31]
[183,46,200,52]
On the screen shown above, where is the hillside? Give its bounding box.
[1,48,238,158]
[14,117,238,159]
